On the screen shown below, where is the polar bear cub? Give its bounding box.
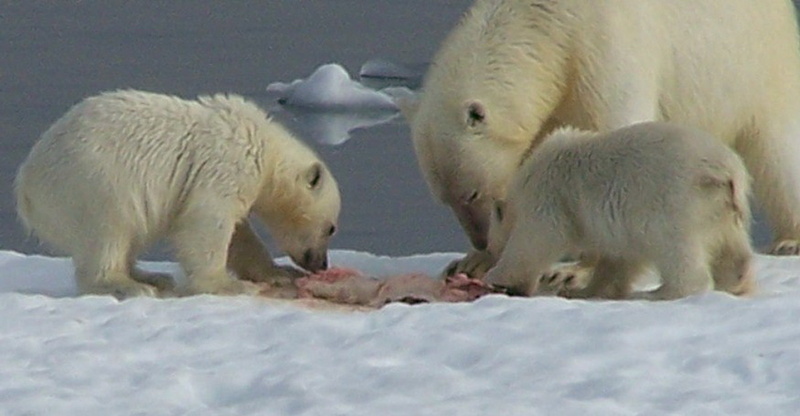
[484,122,756,300]
[15,90,341,298]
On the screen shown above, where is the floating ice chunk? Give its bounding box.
[359,59,426,89]
[359,59,419,80]
[266,63,398,111]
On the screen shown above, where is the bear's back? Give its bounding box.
[526,122,730,194]
[516,123,742,249]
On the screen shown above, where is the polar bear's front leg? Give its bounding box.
[227,220,306,287]
[172,209,259,296]
[442,249,495,279]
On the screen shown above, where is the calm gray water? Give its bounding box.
[0,1,777,259]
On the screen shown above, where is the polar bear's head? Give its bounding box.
[400,95,530,250]
[255,133,341,273]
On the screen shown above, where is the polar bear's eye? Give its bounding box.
[327,225,337,236]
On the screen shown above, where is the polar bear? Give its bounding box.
[483,122,756,300]
[15,90,341,298]
[401,0,800,277]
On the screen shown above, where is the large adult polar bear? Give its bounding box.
[401,0,800,275]
[15,90,341,298]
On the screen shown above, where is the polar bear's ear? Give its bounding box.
[465,101,486,128]
[305,163,323,190]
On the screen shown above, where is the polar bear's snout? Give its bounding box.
[452,200,490,250]
[297,248,329,273]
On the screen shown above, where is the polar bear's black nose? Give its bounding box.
[301,249,328,272]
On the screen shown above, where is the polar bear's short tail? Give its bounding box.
[721,150,753,228]
[698,152,753,227]
[729,161,753,227]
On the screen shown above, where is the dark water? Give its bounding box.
[0,1,778,260]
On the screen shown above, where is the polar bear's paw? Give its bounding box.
[132,269,176,291]
[249,264,307,287]
[442,249,495,279]
[84,280,160,300]
[769,239,800,256]
[538,262,593,296]
[186,276,262,297]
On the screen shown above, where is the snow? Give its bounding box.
[2,249,800,415]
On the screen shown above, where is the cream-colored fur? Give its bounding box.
[15,90,341,298]
[484,122,756,300]
[402,0,800,266]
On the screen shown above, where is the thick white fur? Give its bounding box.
[403,0,800,258]
[15,90,340,298]
[484,122,756,300]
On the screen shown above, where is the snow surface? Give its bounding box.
[2,249,800,415]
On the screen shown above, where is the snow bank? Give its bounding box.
[2,249,800,415]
